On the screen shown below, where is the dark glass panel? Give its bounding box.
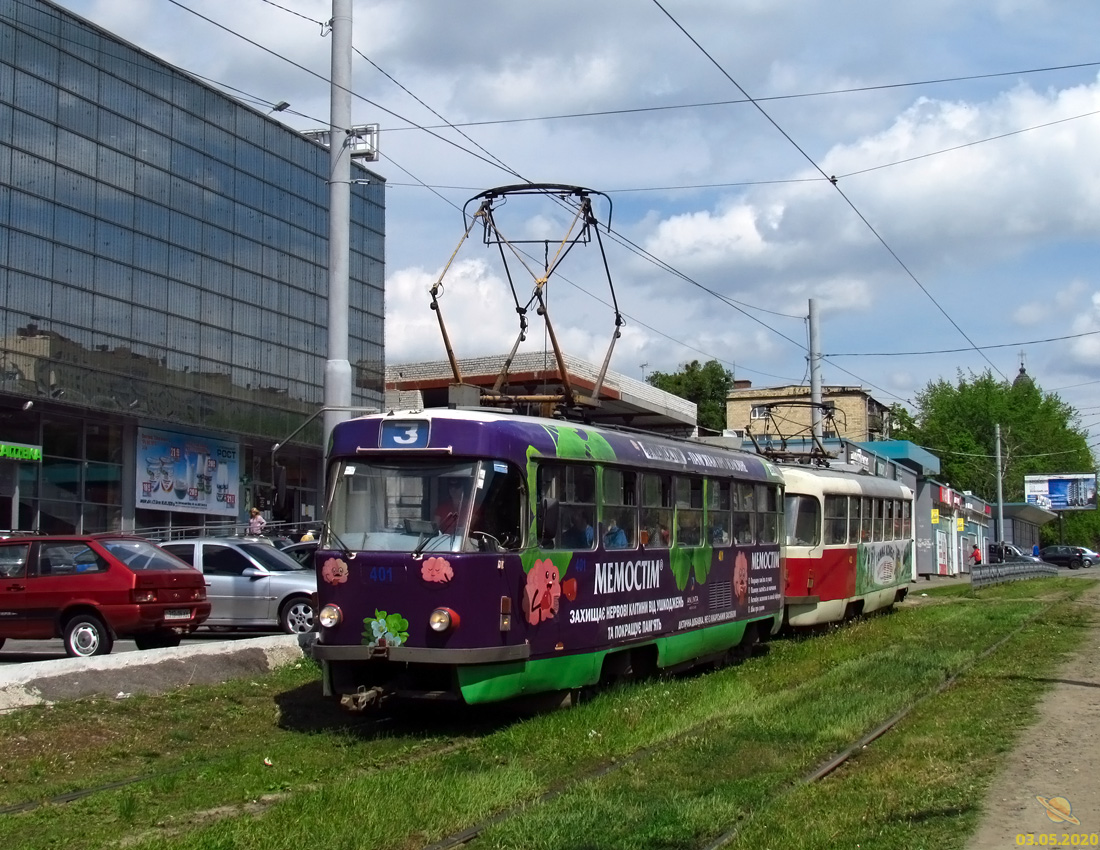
[169,179,202,223]
[201,221,233,262]
[7,231,52,278]
[134,124,170,169]
[134,160,170,204]
[99,109,136,156]
[54,164,98,222]
[92,256,131,296]
[134,88,171,134]
[202,188,233,231]
[56,88,96,134]
[96,146,136,192]
[96,181,135,227]
[10,107,56,160]
[132,304,168,348]
[133,196,170,237]
[95,219,131,263]
[53,205,96,251]
[42,417,80,459]
[93,292,133,340]
[132,233,169,274]
[81,502,118,533]
[10,151,55,198]
[55,126,96,175]
[13,69,57,121]
[84,461,122,505]
[17,460,38,499]
[38,501,78,534]
[169,245,200,286]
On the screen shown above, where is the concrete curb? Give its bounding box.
[0,634,315,712]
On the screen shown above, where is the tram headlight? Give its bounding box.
[318,604,343,628]
[429,607,460,632]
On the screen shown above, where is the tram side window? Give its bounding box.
[824,495,847,545]
[902,500,911,539]
[893,499,904,539]
[675,477,703,546]
[731,482,755,544]
[475,463,525,550]
[875,499,886,542]
[860,497,873,542]
[538,464,596,550]
[757,484,780,544]
[848,497,861,543]
[707,480,731,547]
[640,473,672,549]
[785,494,821,547]
[601,468,637,550]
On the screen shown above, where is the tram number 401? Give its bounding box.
[369,567,394,582]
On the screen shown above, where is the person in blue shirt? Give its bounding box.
[561,509,594,549]
[604,518,629,549]
[1032,542,1041,557]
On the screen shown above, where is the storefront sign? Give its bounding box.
[956,517,964,532]
[931,508,939,524]
[136,427,240,516]
[0,441,42,461]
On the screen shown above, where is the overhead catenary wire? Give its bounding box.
[649,0,1009,385]
[36,0,1076,399]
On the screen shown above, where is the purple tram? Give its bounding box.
[311,409,785,708]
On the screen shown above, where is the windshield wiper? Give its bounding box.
[322,524,357,561]
[411,521,442,558]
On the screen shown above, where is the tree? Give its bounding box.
[890,369,1098,546]
[646,359,732,432]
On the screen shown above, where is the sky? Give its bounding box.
[50,0,1100,454]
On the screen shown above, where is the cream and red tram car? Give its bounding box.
[780,464,914,627]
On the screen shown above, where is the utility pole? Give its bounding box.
[323,0,353,476]
[808,298,822,439]
[995,423,1005,549]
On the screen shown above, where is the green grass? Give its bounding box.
[0,577,1093,850]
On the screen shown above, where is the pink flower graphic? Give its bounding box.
[522,558,561,625]
[321,557,349,585]
[421,556,454,584]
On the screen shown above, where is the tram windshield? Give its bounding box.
[325,458,525,553]
[784,494,821,547]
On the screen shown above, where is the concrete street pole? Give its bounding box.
[323,0,353,477]
[809,298,822,439]
[995,422,1005,549]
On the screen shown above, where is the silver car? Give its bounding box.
[160,538,316,633]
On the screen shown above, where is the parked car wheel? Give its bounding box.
[1069,558,1082,570]
[280,596,315,634]
[134,631,182,650]
[64,613,113,657]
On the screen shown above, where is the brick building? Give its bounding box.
[725,381,893,443]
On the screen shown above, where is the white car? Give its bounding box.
[160,538,316,633]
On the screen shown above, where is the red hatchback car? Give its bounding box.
[0,534,210,657]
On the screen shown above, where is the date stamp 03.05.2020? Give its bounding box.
[1016,796,1097,846]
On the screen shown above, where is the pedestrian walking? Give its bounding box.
[248,507,266,535]
[971,542,983,568]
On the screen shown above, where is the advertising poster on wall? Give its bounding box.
[137,427,240,516]
[1024,473,1097,511]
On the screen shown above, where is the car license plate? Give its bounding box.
[164,609,190,620]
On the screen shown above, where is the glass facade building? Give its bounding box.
[0,0,385,534]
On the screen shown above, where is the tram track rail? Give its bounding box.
[0,584,1090,850]
[420,593,1070,850]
